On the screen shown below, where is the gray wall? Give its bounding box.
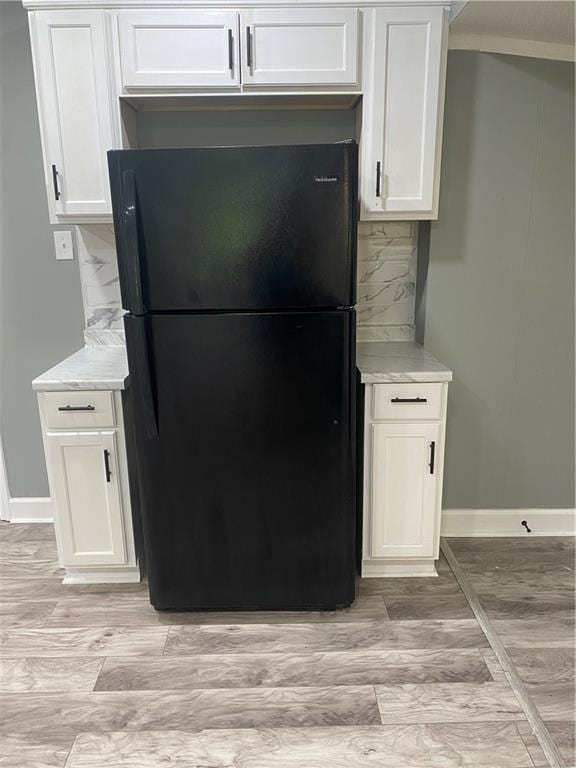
[136,107,357,148]
[424,51,575,509]
[0,2,84,498]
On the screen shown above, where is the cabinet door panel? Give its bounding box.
[31,10,114,219]
[47,432,127,566]
[370,422,440,558]
[241,9,358,87]
[361,7,446,218]
[119,11,240,89]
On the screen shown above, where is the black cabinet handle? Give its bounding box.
[391,397,428,404]
[51,164,61,201]
[104,449,112,483]
[57,405,95,412]
[429,441,436,475]
[246,26,252,68]
[228,28,234,71]
[375,161,381,198]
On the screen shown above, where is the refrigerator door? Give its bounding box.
[124,309,356,610]
[109,143,357,313]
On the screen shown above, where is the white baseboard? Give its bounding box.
[63,566,140,585]
[7,497,53,524]
[362,558,438,578]
[442,509,576,537]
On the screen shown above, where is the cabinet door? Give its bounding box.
[361,7,447,219]
[370,422,441,559]
[30,10,115,220]
[118,11,240,89]
[241,9,358,87]
[46,431,127,567]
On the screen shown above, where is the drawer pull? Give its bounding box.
[103,449,112,483]
[57,405,96,412]
[429,441,436,474]
[391,397,428,404]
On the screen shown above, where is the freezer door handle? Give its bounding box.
[126,317,158,439]
[122,169,145,315]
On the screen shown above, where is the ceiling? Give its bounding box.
[451,1,575,46]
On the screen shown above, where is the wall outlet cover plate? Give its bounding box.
[54,230,74,260]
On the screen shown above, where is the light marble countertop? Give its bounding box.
[32,346,128,392]
[32,340,451,392]
[356,341,453,384]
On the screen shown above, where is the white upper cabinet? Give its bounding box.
[118,11,241,90]
[360,7,447,220]
[240,8,359,87]
[29,10,116,221]
[117,8,359,91]
[26,3,450,224]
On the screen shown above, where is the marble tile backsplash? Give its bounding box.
[77,221,417,346]
[356,221,417,342]
[76,225,124,333]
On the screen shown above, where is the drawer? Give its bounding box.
[44,391,116,430]
[373,383,444,421]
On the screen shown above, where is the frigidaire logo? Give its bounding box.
[314,176,338,183]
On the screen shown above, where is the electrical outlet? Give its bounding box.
[54,230,74,261]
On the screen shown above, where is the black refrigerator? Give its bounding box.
[108,143,358,611]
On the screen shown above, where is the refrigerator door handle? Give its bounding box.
[126,317,159,439]
[122,169,146,315]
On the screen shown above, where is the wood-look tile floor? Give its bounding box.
[448,536,576,768]
[0,523,573,768]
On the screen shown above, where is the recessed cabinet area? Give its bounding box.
[120,103,358,156]
[26,1,449,224]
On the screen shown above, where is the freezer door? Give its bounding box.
[124,310,356,610]
[109,143,357,313]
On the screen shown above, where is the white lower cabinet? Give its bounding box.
[37,391,139,584]
[370,422,441,559]
[363,382,448,577]
[46,431,126,567]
